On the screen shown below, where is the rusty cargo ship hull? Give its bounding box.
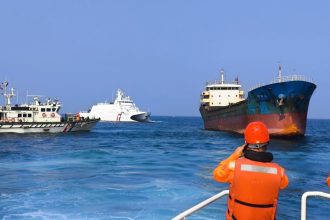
[200,80,316,137]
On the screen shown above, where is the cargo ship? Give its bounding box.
[199,66,317,137]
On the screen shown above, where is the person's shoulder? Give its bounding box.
[271,161,286,169]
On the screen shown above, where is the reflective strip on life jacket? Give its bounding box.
[241,164,278,175]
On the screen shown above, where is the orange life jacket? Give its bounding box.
[227,157,283,220]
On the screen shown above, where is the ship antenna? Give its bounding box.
[26,90,28,104]
[2,81,15,108]
[278,64,282,82]
[220,69,225,84]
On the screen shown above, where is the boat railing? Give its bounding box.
[205,81,241,87]
[171,190,330,220]
[301,191,330,220]
[271,75,314,84]
[250,74,315,91]
[171,190,229,220]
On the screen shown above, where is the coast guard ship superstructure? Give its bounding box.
[0,81,99,133]
[80,89,151,122]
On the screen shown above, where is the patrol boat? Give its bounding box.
[0,81,100,133]
[80,89,151,122]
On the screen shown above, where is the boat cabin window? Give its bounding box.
[17,113,32,118]
[41,108,45,112]
[47,108,51,112]
[207,86,239,91]
[52,108,56,112]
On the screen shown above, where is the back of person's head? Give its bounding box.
[244,121,269,150]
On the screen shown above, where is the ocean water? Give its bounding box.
[0,116,329,220]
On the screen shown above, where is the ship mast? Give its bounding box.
[2,81,15,108]
[278,65,282,82]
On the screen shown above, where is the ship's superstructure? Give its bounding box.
[201,69,245,107]
[199,66,316,137]
[0,81,99,133]
[80,89,151,122]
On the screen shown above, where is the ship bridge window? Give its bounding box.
[47,108,51,112]
[23,113,27,117]
[41,108,45,112]
[18,113,22,117]
[28,114,32,117]
[52,108,56,112]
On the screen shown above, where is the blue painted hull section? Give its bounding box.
[247,81,316,116]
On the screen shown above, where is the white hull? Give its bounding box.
[0,119,99,133]
[81,111,150,122]
[80,89,151,123]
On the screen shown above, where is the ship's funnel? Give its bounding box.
[220,69,225,84]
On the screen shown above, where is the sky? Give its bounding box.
[0,0,329,118]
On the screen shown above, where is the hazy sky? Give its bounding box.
[0,1,329,118]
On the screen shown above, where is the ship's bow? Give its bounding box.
[247,80,316,137]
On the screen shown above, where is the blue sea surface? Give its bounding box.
[0,117,329,220]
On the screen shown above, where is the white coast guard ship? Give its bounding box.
[0,81,100,133]
[80,89,151,122]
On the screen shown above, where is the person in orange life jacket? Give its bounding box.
[213,121,289,220]
[327,176,330,187]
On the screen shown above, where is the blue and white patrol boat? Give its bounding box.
[0,81,100,133]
